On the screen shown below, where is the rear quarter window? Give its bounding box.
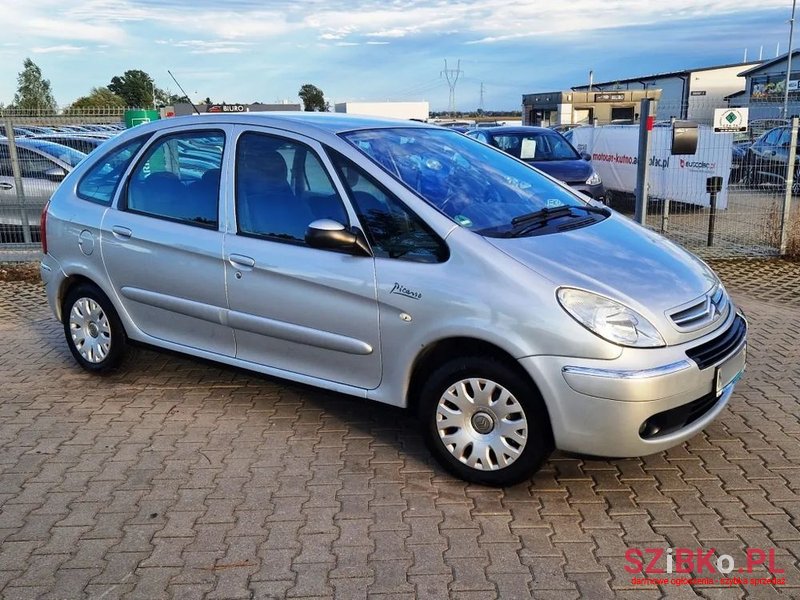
[77,136,150,205]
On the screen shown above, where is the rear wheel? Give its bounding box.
[419,356,552,486]
[62,283,126,372]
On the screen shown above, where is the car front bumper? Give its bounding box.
[519,312,747,457]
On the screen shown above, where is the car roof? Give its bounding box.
[125,112,433,137]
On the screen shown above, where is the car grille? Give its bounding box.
[639,390,720,439]
[685,315,747,370]
[668,285,729,331]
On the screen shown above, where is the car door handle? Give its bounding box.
[111,226,132,239]
[0,182,13,190]
[228,254,255,269]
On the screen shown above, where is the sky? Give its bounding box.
[0,0,796,111]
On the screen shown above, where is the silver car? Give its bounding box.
[40,113,747,485]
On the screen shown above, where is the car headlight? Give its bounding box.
[557,288,665,348]
[586,171,602,185]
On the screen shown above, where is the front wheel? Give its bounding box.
[418,357,552,486]
[62,283,126,372]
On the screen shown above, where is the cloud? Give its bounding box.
[32,45,86,53]
[161,39,253,54]
[6,0,793,50]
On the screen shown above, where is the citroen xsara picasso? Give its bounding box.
[40,113,747,485]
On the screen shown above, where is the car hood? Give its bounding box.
[486,213,720,345]
[524,158,593,183]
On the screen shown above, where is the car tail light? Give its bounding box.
[40,200,50,254]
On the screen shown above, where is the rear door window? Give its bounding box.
[126,131,224,227]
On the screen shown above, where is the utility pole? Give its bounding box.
[784,0,797,118]
[441,59,463,116]
[479,82,485,112]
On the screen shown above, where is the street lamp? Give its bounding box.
[784,0,797,117]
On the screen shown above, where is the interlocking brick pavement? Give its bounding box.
[0,259,798,598]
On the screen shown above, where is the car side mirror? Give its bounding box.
[44,167,67,182]
[305,219,372,256]
[580,152,592,161]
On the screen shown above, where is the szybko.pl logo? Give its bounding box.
[625,547,785,587]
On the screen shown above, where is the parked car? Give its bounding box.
[41,113,746,485]
[466,126,606,201]
[739,126,800,190]
[0,139,85,242]
[29,134,108,155]
[0,125,41,138]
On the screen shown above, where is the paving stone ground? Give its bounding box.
[0,259,798,599]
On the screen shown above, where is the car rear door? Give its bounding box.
[222,126,381,389]
[100,125,235,356]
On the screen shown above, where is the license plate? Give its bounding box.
[715,342,746,396]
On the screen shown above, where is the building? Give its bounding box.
[732,51,800,121]
[523,61,760,127]
[522,89,661,127]
[172,102,301,116]
[334,101,429,121]
[571,62,760,123]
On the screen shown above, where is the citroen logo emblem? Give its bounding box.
[707,294,720,321]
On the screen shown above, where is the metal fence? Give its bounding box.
[1,104,799,258]
[1,108,126,247]
[581,98,799,259]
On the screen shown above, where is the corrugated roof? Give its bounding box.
[571,61,761,90]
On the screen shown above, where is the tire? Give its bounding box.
[418,356,552,486]
[62,283,126,372]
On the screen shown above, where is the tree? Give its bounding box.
[298,84,328,112]
[69,87,125,110]
[13,58,57,112]
[108,70,159,107]
[165,93,190,105]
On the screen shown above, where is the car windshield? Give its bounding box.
[341,127,585,236]
[490,132,580,161]
[18,140,86,167]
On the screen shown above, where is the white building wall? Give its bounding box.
[334,102,429,121]
[687,64,758,123]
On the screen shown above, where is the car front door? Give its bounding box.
[223,126,381,389]
[100,126,235,356]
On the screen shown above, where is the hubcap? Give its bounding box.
[471,412,495,434]
[436,377,528,471]
[69,297,111,364]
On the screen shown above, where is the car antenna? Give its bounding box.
[167,70,201,115]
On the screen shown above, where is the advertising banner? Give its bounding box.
[570,125,733,208]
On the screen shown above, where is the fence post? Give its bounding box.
[3,118,33,244]
[634,98,653,225]
[780,117,799,255]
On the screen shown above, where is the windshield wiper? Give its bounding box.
[511,205,573,226]
[507,204,609,237]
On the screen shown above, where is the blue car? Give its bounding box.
[467,126,605,201]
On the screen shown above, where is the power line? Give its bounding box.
[440,59,463,115]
